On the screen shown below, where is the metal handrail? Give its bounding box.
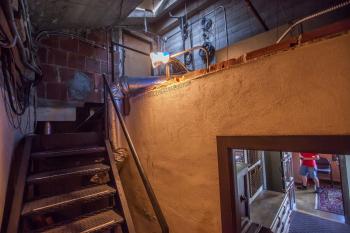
[103,75,169,233]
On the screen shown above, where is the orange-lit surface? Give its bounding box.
[120,32,350,233]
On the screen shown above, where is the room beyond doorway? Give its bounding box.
[217,136,350,233]
[293,153,345,224]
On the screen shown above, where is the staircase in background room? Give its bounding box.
[3,132,135,233]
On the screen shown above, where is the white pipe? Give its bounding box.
[276,0,350,44]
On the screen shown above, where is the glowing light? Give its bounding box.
[150,52,170,68]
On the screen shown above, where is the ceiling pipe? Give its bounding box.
[277,0,350,43]
[35,31,107,49]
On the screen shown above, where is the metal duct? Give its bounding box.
[120,76,167,94]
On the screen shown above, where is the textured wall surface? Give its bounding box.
[163,0,350,70]
[119,32,350,233]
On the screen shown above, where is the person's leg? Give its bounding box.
[309,167,320,193]
[298,165,308,189]
[302,175,308,186]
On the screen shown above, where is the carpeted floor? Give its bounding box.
[289,211,350,233]
[317,185,344,215]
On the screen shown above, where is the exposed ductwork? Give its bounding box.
[120,76,167,94]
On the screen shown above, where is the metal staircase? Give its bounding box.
[2,76,169,233]
[3,132,135,233]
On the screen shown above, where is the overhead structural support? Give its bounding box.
[244,0,269,31]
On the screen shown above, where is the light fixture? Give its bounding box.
[150,46,209,80]
[150,52,170,68]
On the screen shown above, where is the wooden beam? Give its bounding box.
[244,0,269,31]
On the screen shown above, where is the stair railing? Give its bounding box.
[103,75,169,233]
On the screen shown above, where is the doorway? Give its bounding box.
[293,153,345,223]
[217,136,350,233]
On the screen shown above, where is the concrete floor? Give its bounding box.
[295,188,345,223]
[250,190,285,228]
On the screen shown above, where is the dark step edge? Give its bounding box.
[22,186,116,216]
[27,164,110,184]
[36,209,124,233]
[31,147,106,159]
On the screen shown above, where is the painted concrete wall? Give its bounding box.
[0,86,32,231]
[120,33,350,233]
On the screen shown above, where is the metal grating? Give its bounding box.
[27,164,110,184]
[22,185,115,216]
[42,210,124,233]
[31,147,106,159]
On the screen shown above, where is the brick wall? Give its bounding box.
[37,30,114,103]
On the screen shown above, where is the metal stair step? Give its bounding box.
[27,164,110,184]
[31,146,106,159]
[22,185,116,216]
[41,210,124,233]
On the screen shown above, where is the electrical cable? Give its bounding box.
[0,0,38,133]
[2,0,42,76]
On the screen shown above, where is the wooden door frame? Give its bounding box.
[216,135,350,233]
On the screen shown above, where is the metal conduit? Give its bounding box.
[170,45,209,71]
[166,5,229,61]
[276,0,350,44]
[35,31,107,49]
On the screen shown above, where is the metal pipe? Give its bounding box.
[166,5,229,61]
[276,0,350,44]
[35,31,107,49]
[171,46,209,71]
[112,41,149,56]
[110,30,116,82]
[120,76,166,93]
[144,10,148,32]
[103,75,169,233]
[245,0,269,31]
[170,58,190,73]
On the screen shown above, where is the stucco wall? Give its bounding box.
[120,32,350,233]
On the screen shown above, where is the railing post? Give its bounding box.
[103,75,109,140]
[103,76,169,233]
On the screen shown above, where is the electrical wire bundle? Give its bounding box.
[0,0,42,133]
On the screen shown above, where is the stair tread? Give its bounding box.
[31,146,106,159]
[27,164,110,184]
[22,185,115,216]
[42,210,123,233]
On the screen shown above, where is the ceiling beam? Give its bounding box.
[244,0,269,31]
